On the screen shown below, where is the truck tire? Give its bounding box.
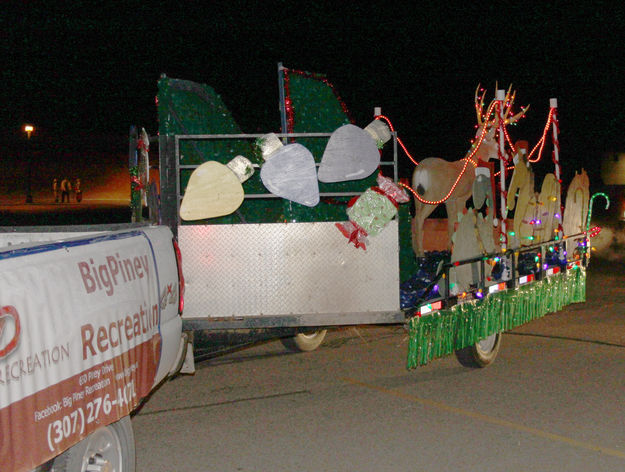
[50,416,135,472]
[281,329,327,352]
[455,332,502,368]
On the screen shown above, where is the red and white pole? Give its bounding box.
[496,89,507,252]
[550,98,561,182]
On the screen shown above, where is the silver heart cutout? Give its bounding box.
[318,124,380,183]
[260,143,319,207]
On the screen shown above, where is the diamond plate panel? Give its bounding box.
[180,221,400,319]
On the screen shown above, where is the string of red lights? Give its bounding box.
[382,101,498,205]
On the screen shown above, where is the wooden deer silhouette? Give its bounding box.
[411,86,528,255]
[563,169,590,254]
[506,150,537,246]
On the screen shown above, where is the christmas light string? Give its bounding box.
[501,100,529,154]
[503,122,518,155]
[399,155,473,205]
[282,71,295,133]
[528,107,555,163]
[588,226,602,238]
[282,70,496,205]
[284,74,556,211]
[375,115,472,205]
[493,165,515,178]
[463,99,498,165]
[494,105,555,178]
[374,115,419,166]
[383,96,556,212]
[383,100,498,205]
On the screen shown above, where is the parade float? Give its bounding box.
[131,64,601,368]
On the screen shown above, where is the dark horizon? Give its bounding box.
[3,3,624,195]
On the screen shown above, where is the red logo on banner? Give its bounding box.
[0,305,21,358]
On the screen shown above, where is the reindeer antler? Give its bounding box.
[506,103,530,125]
[475,84,497,127]
[475,84,486,126]
[502,84,530,125]
[488,84,530,128]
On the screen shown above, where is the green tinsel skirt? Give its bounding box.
[407,267,586,369]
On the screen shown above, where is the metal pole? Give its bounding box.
[509,250,517,289]
[159,134,179,237]
[129,126,138,221]
[24,125,34,203]
[277,62,288,143]
[25,147,33,204]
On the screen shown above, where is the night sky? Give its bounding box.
[3,2,625,187]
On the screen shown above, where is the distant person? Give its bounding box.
[53,178,58,203]
[75,178,82,202]
[60,178,72,203]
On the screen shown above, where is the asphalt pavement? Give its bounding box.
[132,255,625,472]
[0,201,131,225]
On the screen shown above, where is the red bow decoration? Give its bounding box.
[130,175,144,191]
[335,221,368,250]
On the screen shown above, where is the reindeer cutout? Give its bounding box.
[507,146,563,248]
[411,86,528,255]
[535,173,561,243]
[563,169,590,253]
[449,182,498,294]
[506,151,537,247]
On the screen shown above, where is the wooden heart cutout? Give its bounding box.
[260,143,319,207]
[318,124,380,183]
[180,161,244,220]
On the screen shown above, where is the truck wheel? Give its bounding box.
[281,329,327,352]
[455,332,502,368]
[51,416,135,472]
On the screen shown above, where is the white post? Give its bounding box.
[550,98,560,181]
[374,107,382,117]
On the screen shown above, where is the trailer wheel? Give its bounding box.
[455,333,502,368]
[50,416,135,472]
[281,329,327,352]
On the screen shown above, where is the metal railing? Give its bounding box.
[172,131,398,201]
[412,232,589,316]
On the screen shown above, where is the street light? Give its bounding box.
[23,124,34,138]
[23,124,35,203]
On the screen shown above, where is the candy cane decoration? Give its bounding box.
[586,192,610,231]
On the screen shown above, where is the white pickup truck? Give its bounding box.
[0,225,186,472]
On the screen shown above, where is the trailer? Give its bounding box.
[136,70,591,368]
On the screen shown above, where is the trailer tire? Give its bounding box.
[50,416,135,472]
[455,332,502,368]
[281,330,327,352]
